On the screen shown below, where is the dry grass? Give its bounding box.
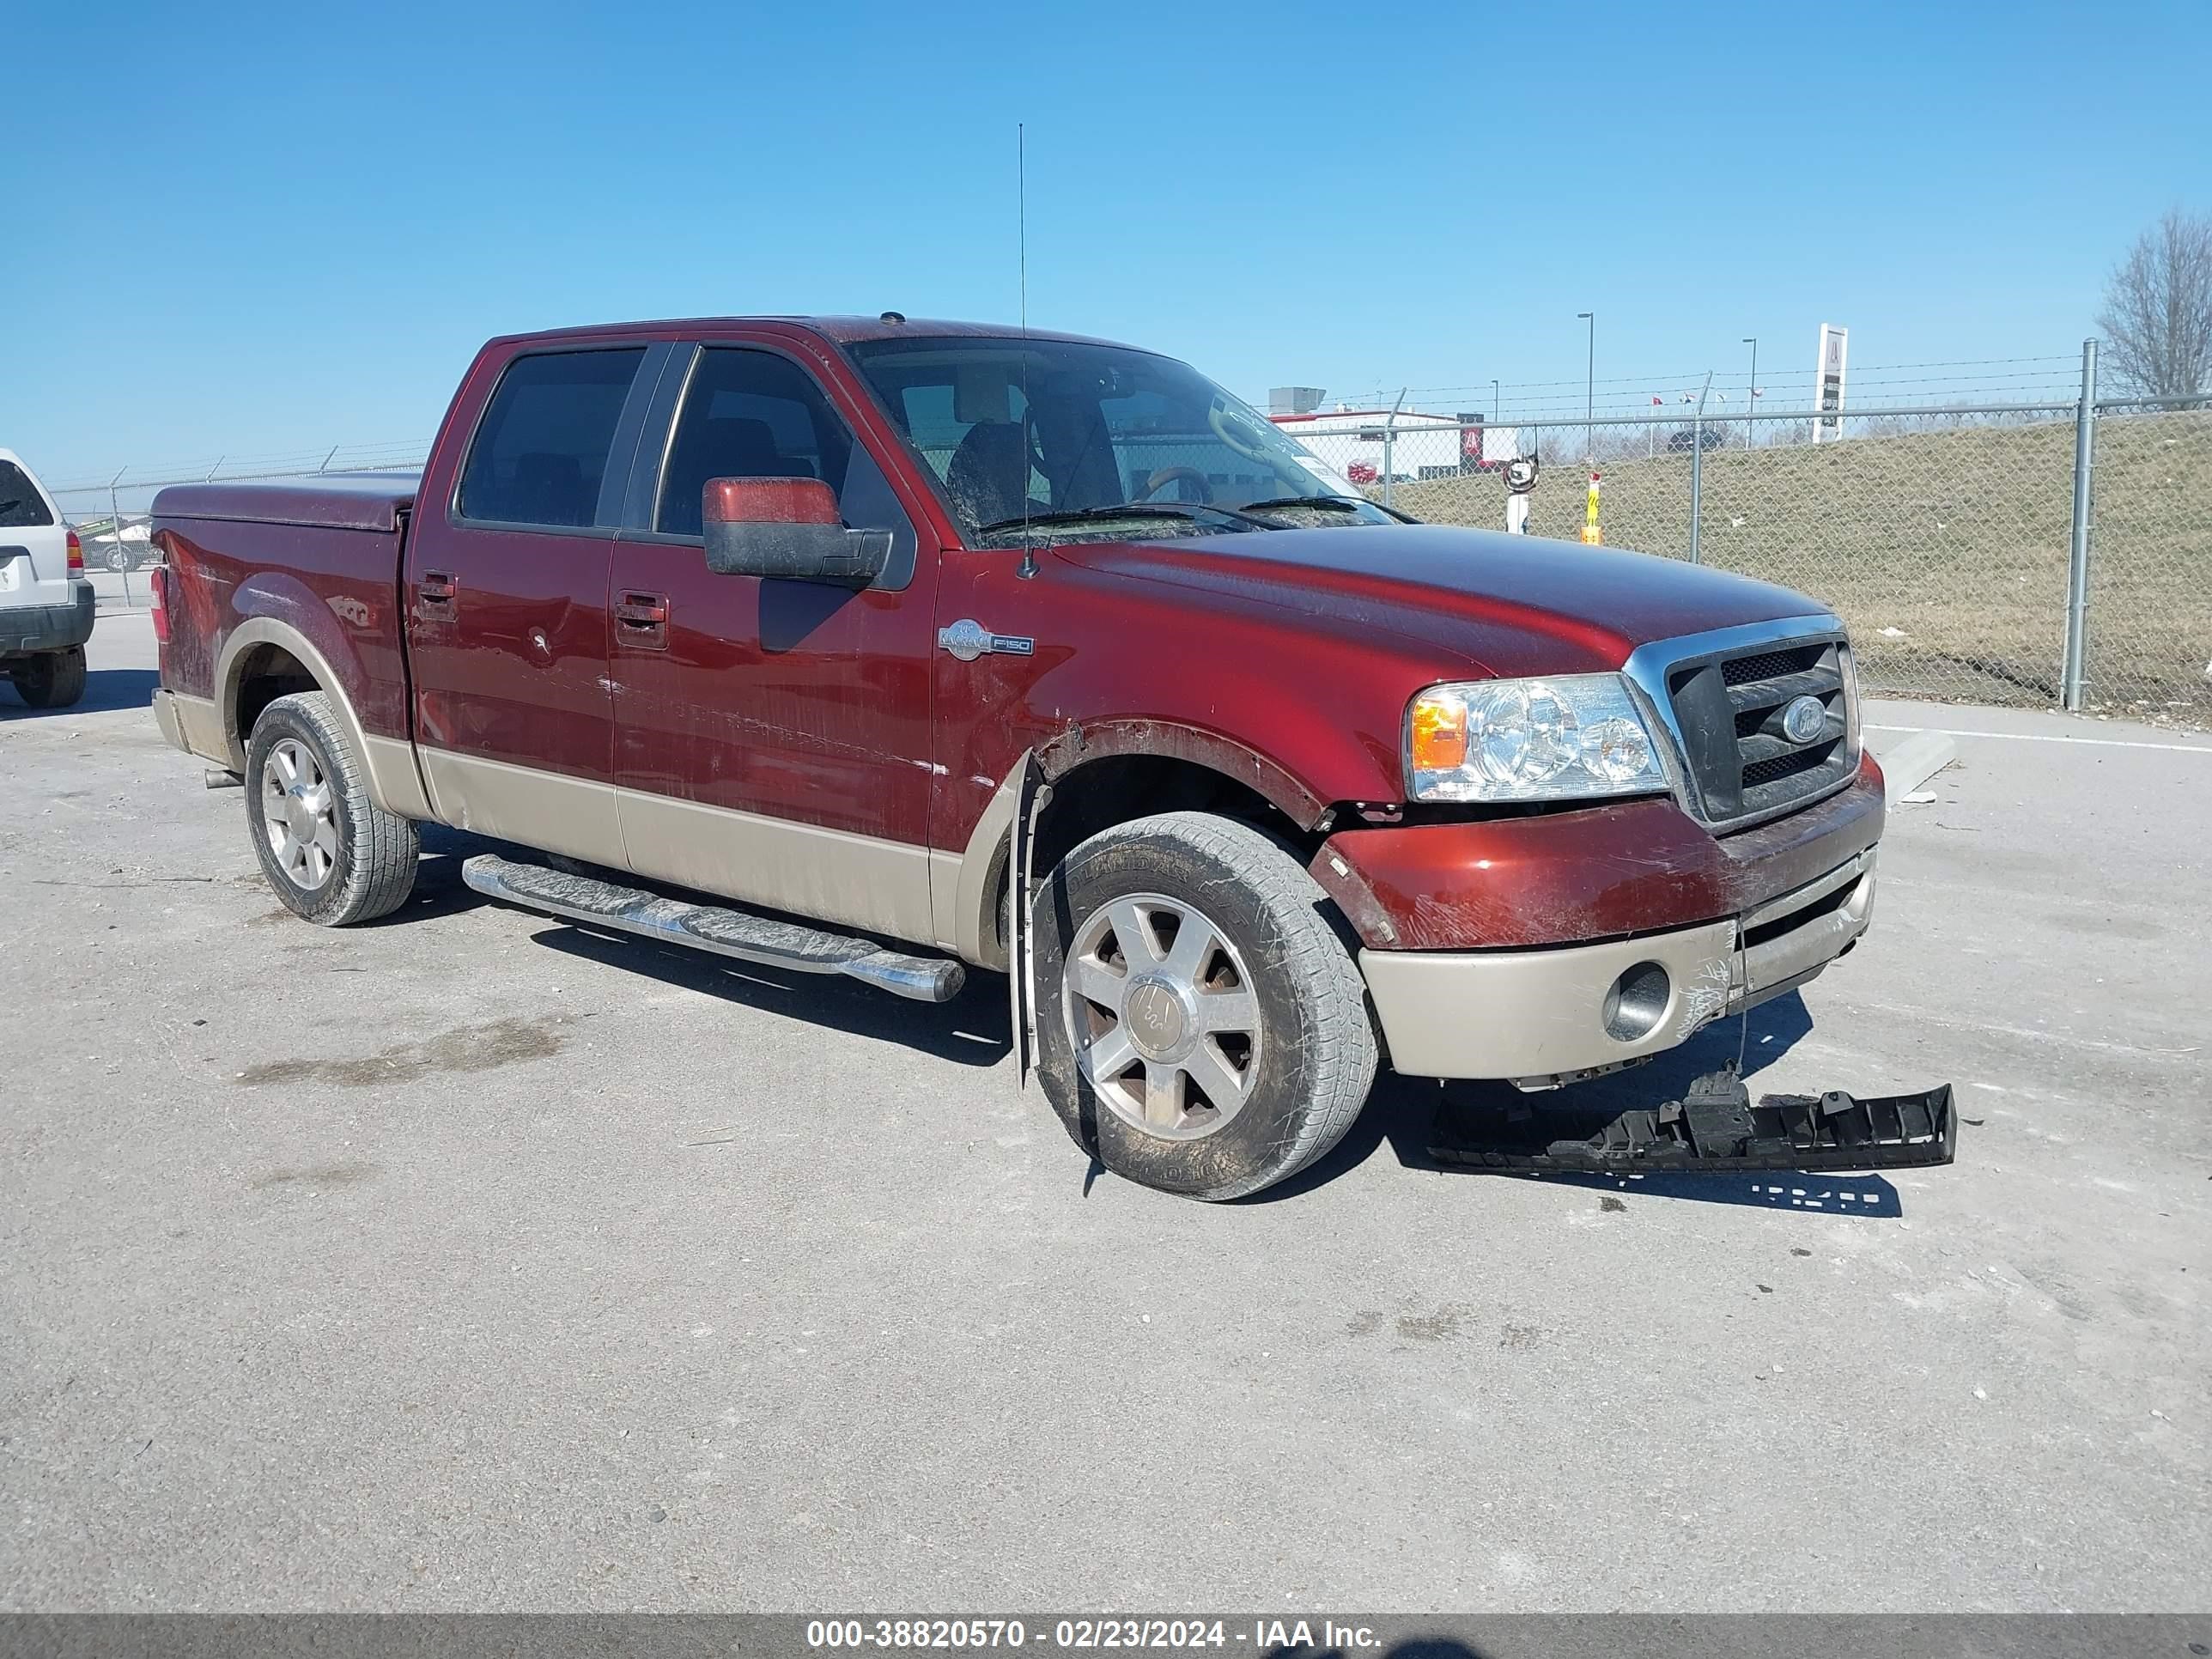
[1382,411,2212,722]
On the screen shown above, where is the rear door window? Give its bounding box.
[458,349,647,528]
[0,460,56,528]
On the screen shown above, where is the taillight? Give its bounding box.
[65,528,84,575]
[149,562,170,644]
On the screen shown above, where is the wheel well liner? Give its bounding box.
[230,643,320,750]
[966,750,1331,968]
[1031,752,1316,880]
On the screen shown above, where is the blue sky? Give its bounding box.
[11,0,2209,497]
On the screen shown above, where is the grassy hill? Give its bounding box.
[1383,411,2212,722]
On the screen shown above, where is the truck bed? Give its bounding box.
[150,471,424,765]
[149,471,420,532]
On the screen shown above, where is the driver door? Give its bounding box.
[608,342,942,944]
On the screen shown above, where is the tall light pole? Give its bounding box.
[1577,313,1595,462]
[1742,337,1758,450]
[1491,378,1500,425]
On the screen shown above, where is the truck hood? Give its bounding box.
[1049,524,1836,678]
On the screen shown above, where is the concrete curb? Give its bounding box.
[1878,731,1959,803]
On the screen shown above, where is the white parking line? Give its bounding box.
[1843,999,2201,1060]
[1867,723,2212,755]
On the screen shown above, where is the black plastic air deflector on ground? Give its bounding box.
[1430,1068,1957,1174]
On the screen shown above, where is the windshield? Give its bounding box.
[843,336,1395,541]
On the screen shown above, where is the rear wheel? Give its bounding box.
[10,647,87,709]
[1031,811,1378,1200]
[245,691,419,925]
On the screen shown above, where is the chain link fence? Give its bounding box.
[2081,404,2212,716]
[1294,392,2212,725]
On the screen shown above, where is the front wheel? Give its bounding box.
[1031,812,1378,1200]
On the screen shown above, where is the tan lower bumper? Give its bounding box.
[1360,852,1876,1084]
[150,689,228,765]
[151,689,186,751]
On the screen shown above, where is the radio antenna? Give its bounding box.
[1016,121,1036,579]
[1018,121,1028,337]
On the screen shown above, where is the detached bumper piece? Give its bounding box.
[462,854,964,1003]
[1430,1068,1957,1174]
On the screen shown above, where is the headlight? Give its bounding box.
[1405,674,1669,803]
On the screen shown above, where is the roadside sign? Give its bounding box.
[1814,324,1849,441]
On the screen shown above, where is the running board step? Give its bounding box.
[461,854,965,1003]
[1430,1067,1957,1174]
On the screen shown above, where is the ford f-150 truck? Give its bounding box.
[148,315,1887,1200]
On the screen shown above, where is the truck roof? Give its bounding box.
[484,315,1152,353]
[150,319,1158,532]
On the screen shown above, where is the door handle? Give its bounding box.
[614,591,669,648]
[419,571,458,608]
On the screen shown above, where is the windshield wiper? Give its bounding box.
[1239,495,1368,513]
[1243,493,1419,525]
[978,502,1270,536]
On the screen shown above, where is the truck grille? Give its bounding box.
[1661,631,1856,830]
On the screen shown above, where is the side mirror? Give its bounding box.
[702,477,890,586]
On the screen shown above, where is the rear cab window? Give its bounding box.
[457,349,647,528]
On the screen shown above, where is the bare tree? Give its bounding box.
[2097,210,2212,399]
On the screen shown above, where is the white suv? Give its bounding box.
[0,447,92,709]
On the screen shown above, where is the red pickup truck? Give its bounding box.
[149,315,1885,1200]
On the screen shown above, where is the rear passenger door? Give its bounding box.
[405,343,666,863]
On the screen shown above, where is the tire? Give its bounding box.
[244,691,419,926]
[1031,811,1378,1200]
[102,544,134,573]
[11,647,88,709]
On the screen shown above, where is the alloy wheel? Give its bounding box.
[261,737,338,891]
[1061,891,1262,1140]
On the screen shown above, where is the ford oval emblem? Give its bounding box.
[1781,694,1827,744]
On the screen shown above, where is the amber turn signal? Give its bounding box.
[1407,694,1468,772]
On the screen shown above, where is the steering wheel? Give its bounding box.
[1133,465,1214,504]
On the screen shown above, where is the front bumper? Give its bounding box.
[0,582,95,657]
[1312,753,1885,951]
[1360,849,1876,1084]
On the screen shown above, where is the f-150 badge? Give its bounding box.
[937,619,1036,663]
